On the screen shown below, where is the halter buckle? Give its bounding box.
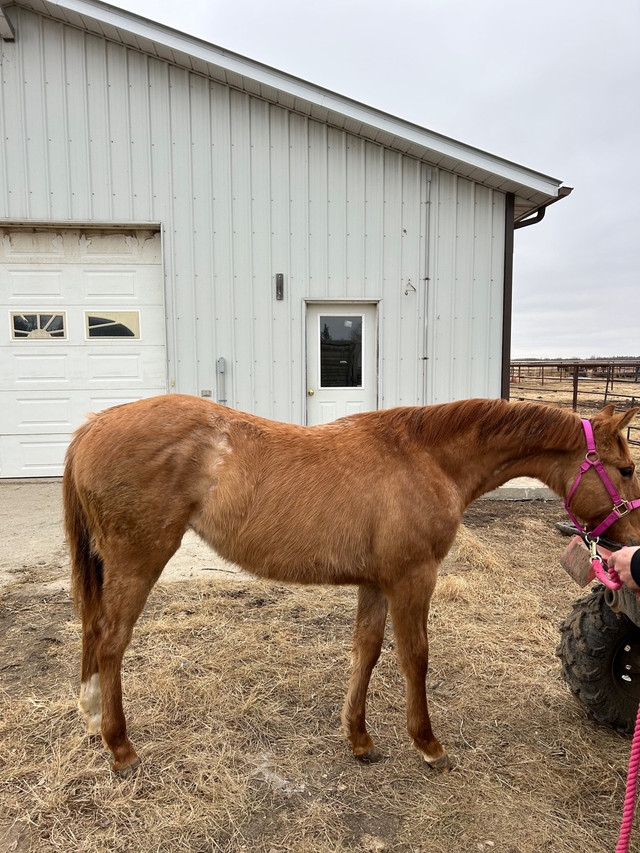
[614,500,630,517]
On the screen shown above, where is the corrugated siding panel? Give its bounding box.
[268,105,293,415]
[209,83,234,404]
[345,136,366,297]
[63,25,91,220]
[363,142,384,299]
[426,170,505,403]
[287,113,310,415]
[0,6,506,422]
[0,19,26,217]
[400,157,428,405]
[190,72,215,399]
[379,154,429,407]
[42,19,70,219]
[169,64,197,393]
[85,34,111,218]
[308,121,329,297]
[327,128,347,298]
[249,97,274,414]
[381,151,404,406]
[22,12,49,217]
[106,40,134,221]
[127,49,153,220]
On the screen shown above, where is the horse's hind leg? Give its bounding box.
[95,554,171,773]
[78,616,102,735]
[341,584,388,761]
[387,568,451,771]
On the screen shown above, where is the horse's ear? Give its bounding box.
[597,404,617,418]
[593,405,639,433]
[613,407,640,433]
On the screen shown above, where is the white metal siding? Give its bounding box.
[426,171,505,403]
[0,6,506,425]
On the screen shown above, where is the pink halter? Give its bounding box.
[564,418,640,541]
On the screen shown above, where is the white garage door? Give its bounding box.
[0,227,167,478]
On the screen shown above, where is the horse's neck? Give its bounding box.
[420,401,582,505]
[467,452,567,500]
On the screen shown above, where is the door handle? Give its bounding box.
[307,389,315,396]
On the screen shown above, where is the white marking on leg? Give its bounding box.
[78,673,102,734]
[421,749,452,771]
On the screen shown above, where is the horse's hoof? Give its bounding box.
[425,752,454,773]
[355,748,383,765]
[113,756,141,777]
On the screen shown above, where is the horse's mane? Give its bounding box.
[390,398,583,451]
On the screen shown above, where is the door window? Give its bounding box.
[319,315,363,388]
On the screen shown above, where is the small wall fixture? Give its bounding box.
[216,357,227,406]
[275,273,284,300]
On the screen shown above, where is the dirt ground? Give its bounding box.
[0,481,638,852]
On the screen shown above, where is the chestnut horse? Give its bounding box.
[64,395,640,773]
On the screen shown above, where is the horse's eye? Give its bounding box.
[619,466,635,478]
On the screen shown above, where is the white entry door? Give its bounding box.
[305,302,378,425]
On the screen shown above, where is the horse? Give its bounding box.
[63,395,640,774]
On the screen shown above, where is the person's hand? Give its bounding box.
[608,546,640,592]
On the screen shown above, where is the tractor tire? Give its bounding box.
[557,585,640,733]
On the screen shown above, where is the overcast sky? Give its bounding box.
[119,0,639,359]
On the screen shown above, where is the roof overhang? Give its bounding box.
[1,0,569,221]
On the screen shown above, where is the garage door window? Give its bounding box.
[85,311,140,339]
[11,312,66,340]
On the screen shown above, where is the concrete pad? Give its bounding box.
[483,477,557,501]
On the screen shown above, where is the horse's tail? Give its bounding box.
[63,424,103,617]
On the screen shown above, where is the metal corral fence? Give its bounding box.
[509,359,640,446]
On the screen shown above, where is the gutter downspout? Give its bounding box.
[0,5,15,40]
[514,206,546,229]
[501,193,515,399]
[514,186,573,230]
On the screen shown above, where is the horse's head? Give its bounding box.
[566,405,640,545]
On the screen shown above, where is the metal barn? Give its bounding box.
[0,0,570,478]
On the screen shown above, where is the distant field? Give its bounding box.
[509,359,640,464]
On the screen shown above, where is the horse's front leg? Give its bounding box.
[341,583,388,762]
[387,566,452,771]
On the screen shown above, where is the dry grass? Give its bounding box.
[0,503,635,853]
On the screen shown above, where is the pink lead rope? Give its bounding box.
[618,708,640,853]
[564,418,640,852]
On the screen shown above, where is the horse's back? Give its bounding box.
[64,396,234,553]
